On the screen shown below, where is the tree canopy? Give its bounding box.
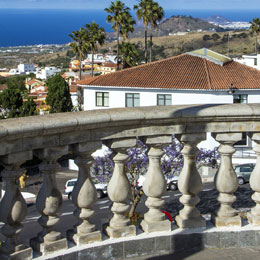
[46,74,73,113]
[105,0,136,70]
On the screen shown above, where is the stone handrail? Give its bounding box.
[0,103,260,259]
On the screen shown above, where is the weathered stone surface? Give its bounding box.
[30,238,67,256]
[155,236,171,254]
[78,242,124,260]
[106,225,136,239]
[141,219,171,233]
[0,247,32,260]
[211,214,241,227]
[124,238,156,258]
[67,230,102,246]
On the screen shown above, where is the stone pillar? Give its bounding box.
[0,151,33,260]
[106,138,136,238]
[67,141,102,245]
[248,133,260,225]
[141,136,172,233]
[175,133,206,229]
[30,146,68,255]
[211,133,242,227]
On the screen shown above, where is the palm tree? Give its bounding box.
[134,0,151,63]
[69,28,89,80]
[105,1,135,70]
[148,1,164,62]
[85,22,106,77]
[250,17,260,53]
[118,42,140,69]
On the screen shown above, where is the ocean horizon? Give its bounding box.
[0,8,259,47]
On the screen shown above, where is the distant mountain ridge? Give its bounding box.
[126,15,224,39]
[203,15,231,25]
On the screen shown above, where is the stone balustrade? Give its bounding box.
[0,103,260,259]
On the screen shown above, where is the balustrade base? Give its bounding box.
[106,225,136,239]
[211,214,241,227]
[0,247,32,260]
[30,237,67,256]
[175,215,206,229]
[141,219,171,233]
[67,229,102,245]
[247,212,260,225]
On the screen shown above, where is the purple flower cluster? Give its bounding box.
[92,136,219,182]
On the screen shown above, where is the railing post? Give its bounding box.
[30,146,68,255]
[0,151,33,260]
[248,133,260,225]
[175,133,206,228]
[141,135,172,233]
[67,141,102,245]
[211,133,242,227]
[106,138,137,238]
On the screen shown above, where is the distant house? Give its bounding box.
[18,64,35,74]
[36,66,61,80]
[77,48,260,163]
[100,63,117,75]
[234,54,260,70]
[25,78,45,91]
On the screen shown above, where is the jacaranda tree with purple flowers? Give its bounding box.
[92,136,219,219]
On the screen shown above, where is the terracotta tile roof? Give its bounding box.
[70,84,78,93]
[77,53,260,90]
[101,63,117,68]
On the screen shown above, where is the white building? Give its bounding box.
[234,54,260,70]
[17,63,35,74]
[76,48,260,165]
[36,66,61,80]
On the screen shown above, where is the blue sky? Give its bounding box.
[0,0,259,10]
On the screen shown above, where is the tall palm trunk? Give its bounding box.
[79,53,82,80]
[149,26,153,62]
[116,28,120,71]
[144,25,148,63]
[91,50,94,77]
[255,35,258,53]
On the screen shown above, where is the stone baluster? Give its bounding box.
[106,138,137,238]
[141,135,172,233]
[211,133,242,227]
[175,133,206,229]
[30,146,68,255]
[248,133,260,225]
[67,141,102,245]
[0,151,33,260]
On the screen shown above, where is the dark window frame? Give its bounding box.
[125,93,140,107]
[96,92,109,107]
[157,94,172,106]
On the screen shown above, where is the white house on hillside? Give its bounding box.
[75,48,260,166]
[234,54,260,70]
[18,63,35,74]
[36,66,61,80]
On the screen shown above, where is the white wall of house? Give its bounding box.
[82,86,260,111]
[18,64,35,73]
[36,67,61,80]
[234,54,260,70]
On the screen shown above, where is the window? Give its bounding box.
[157,94,172,106]
[125,93,140,107]
[96,92,109,107]
[233,94,247,104]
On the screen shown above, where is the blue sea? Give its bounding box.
[0,8,259,47]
